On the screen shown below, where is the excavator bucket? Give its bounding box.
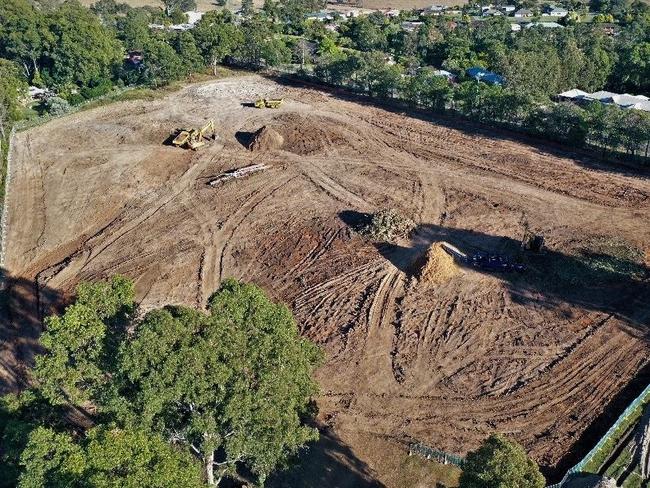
[172,130,191,147]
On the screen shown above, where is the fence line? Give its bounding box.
[0,127,16,272]
[409,443,465,468]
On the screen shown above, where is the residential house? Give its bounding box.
[501,5,516,13]
[401,21,424,31]
[557,89,650,112]
[466,67,505,85]
[526,21,564,28]
[433,69,456,81]
[483,8,504,16]
[544,5,569,16]
[514,8,533,17]
[423,5,448,15]
[510,23,522,31]
[305,11,334,21]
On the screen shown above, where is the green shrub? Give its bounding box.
[44,97,70,116]
[363,208,416,242]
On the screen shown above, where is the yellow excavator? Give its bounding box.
[254,98,283,109]
[172,120,216,150]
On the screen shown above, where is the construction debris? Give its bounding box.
[207,164,269,187]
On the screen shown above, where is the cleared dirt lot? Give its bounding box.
[3,75,650,485]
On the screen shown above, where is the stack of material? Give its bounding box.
[208,164,269,187]
[411,242,460,285]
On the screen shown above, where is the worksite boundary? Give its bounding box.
[408,443,465,468]
[0,127,16,270]
[547,383,650,488]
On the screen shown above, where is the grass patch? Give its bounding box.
[545,236,647,289]
[581,393,650,474]
[622,469,643,488]
[0,130,10,204]
[604,445,632,479]
[392,454,461,488]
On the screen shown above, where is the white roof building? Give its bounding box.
[526,21,564,28]
[558,89,650,111]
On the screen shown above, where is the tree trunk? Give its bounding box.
[206,450,215,485]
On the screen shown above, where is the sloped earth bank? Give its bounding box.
[3,75,650,486]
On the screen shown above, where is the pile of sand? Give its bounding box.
[247,126,284,151]
[411,242,459,285]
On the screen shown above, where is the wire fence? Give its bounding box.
[409,442,465,468]
[0,127,16,271]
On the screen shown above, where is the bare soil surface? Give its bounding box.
[3,75,650,486]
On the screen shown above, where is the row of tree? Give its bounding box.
[313,51,650,157]
[334,10,649,97]
[0,0,647,157]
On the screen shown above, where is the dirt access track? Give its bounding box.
[3,75,650,486]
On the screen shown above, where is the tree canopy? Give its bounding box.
[459,434,545,488]
[3,277,322,487]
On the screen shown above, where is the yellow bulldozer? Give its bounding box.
[254,98,283,109]
[172,120,216,150]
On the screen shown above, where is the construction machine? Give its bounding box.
[254,98,283,109]
[172,120,216,150]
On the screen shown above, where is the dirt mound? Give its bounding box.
[271,113,359,156]
[411,242,459,285]
[248,126,284,151]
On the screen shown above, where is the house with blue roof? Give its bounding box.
[466,67,505,85]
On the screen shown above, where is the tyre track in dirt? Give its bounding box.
[215,174,298,283]
[5,76,650,485]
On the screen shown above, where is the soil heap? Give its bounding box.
[411,242,459,285]
[248,126,284,151]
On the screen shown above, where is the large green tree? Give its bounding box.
[42,1,123,89]
[18,277,322,487]
[18,426,205,488]
[459,434,545,488]
[0,0,52,82]
[113,279,322,486]
[34,275,135,406]
[193,11,243,75]
[160,0,196,17]
[0,59,28,137]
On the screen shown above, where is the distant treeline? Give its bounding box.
[0,0,648,159]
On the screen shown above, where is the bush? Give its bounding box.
[80,80,114,100]
[44,96,71,116]
[363,208,416,242]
